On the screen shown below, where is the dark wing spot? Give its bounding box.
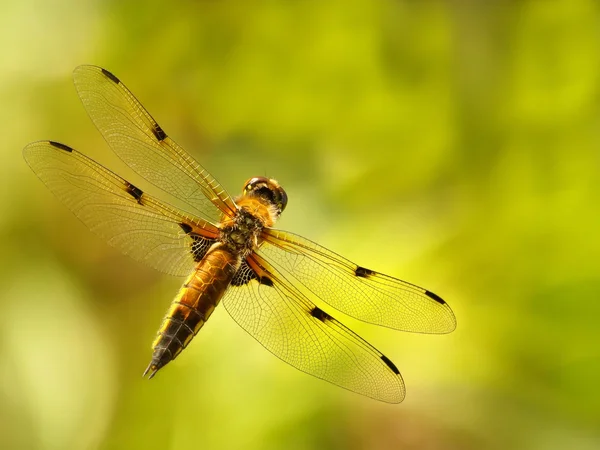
[380,355,400,375]
[425,290,446,305]
[48,141,73,153]
[259,276,273,287]
[125,181,143,204]
[310,306,332,322]
[152,123,167,141]
[179,223,193,234]
[101,68,120,84]
[355,266,375,278]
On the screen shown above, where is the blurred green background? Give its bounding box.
[1,0,599,449]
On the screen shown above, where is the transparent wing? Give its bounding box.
[72,65,237,223]
[256,229,456,334]
[23,140,218,277]
[223,253,406,403]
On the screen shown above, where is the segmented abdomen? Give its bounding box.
[144,244,241,377]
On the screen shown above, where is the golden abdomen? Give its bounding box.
[144,244,241,377]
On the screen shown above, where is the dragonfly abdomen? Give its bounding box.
[144,244,241,378]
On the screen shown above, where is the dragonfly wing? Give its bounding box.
[23,140,218,277]
[73,65,237,223]
[222,253,406,403]
[256,229,456,334]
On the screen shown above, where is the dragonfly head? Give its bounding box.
[242,176,288,214]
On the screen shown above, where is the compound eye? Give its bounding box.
[243,176,268,194]
[278,187,288,212]
[243,177,258,193]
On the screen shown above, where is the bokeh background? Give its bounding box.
[1,0,599,449]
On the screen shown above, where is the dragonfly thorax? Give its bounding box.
[219,207,265,256]
[219,177,287,255]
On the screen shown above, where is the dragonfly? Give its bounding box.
[23,66,456,403]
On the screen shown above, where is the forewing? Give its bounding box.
[257,230,456,334]
[223,254,406,403]
[72,65,237,223]
[23,140,218,277]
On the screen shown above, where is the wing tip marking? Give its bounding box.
[48,141,73,153]
[380,355,400,375]
[101,68,120,84]
[425,290,446,305]
[355,266,375,278]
